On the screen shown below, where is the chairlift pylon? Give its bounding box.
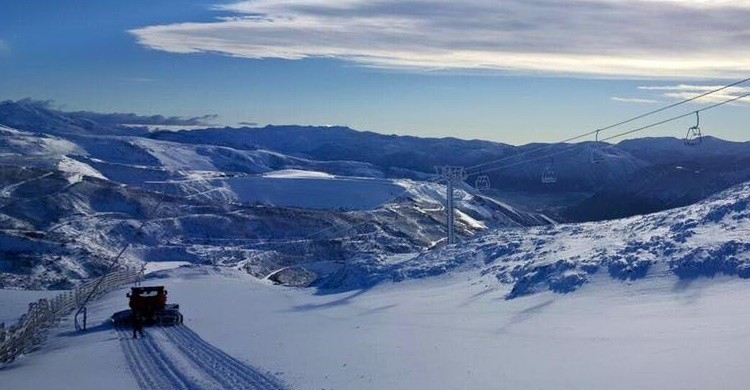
[685,111,703,146]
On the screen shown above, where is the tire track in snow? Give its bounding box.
[160,326,287,390]
[118,326,287,390]
[119,329,157,389]
[117,328,194,389]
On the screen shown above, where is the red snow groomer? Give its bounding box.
[112,286,183,326]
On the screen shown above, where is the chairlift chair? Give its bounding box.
[590,130,604,164]
[541,159,557,184]
[475,175,490,191]
[685,111,703,146]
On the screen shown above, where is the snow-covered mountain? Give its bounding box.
[380,180,750,298]
[147,115,750,220]
[0,101,556,289]
[0,161,549,289]
[3,100,750,390]
[2,99,750,292]
[5,99,750,221]
[557,136,750,221]
[150,125,649,194]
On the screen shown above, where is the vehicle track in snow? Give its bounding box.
[118,326,287,390]
[117,328,195,389]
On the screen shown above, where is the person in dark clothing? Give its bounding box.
[132,312,144,339]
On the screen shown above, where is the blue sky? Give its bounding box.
[1,0,749,144]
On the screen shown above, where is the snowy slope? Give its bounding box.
[0,114,399,197]
[0,125,103,179]
[0,289,61,325]
[0,162,551,289]
[389,180,750,298]
[4,266,750,389]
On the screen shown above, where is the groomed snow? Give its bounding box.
[3,267,750,389]
[142,261,192,275]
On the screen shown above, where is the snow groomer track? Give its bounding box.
[117,325,287,390]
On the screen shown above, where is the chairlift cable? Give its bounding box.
[470,90,750,177]
[464,76,750,175]
[600,90,750,143]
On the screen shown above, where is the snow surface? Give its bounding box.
[4,103,750,388]
[385,180,750,298]
[142,261,191,275]
[0,290,140,389]
[221,175,405,210]
[0,163,548,289]
[262,169,335,179]
[57,156,107,181]
[0,289,61,325]
[3,266,750,389]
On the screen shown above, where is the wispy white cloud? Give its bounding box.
[638,85,749,92]
[611,97,659,104]
[129,0,750,78]
[638,84,750,104]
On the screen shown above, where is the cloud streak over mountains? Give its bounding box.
[12,99,219,127]
[639,84,750,104]
[73,111,218,126]
[130,0,750,78]
[611,97,659,104]
[613,83,750,105]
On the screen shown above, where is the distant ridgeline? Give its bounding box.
[4,98,750,221]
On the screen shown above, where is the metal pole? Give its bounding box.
[447,178,454,245]
[437,165,466,246]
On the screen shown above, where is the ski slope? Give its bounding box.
[0,275,289,390]
[3,266,750,389]
[118,326,286,389]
